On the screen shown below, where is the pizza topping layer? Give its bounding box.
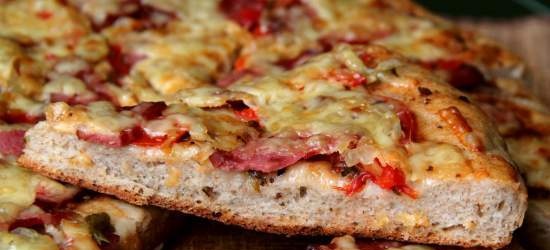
[37,41,523,200]
[335,158,417,198]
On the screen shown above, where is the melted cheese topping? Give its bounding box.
[0,38,25,87]
[0,229,58,250]
[0,162,37,225]
[46,101,138,135]
[407,142,469,181]
[0,0,90,42]
[74,196,152,249]
[60,219,101,250]
[102,10,246,99]
[277,161,348,190]
[42,76,94,100]
[330,235,360,250]
[231,45,402,148]
[506,136,550,189]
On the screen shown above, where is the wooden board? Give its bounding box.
[163,17,550,250]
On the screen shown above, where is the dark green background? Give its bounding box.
[416,0,550,18]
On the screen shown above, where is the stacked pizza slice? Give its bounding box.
[0,0,548,249]
[0,1,183,249]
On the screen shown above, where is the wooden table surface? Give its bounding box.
[164,17,550,250]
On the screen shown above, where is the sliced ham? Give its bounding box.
[107,44,146,83]
[128,102,167,120]
[210,134,337,172]
[0,129,26,156]
[77,125,187,148]
[2,110,44,124]
[219,0,266,32]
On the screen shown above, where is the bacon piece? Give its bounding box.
[76,126,145,148]
[9,207,52,231]
[129,102,167,120]
[75,68,104,86]
[438,106,484,152]
[9,208,75,231]
[395,107,417,144]
[77,125,186,148]
[76,129,129,148]
[335,158,417,198]
[210,134,335,173]
[9,217,47,231]
[0,130,26,156]
[424,59,486,90]
[108,44,145,82]
[72,68,124,106]
[219,0,304,35]
[377,96,418,144]
[129,126,169,147]
[219,0,266,31]
[2,110,44,124]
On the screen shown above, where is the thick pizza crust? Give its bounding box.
[19,122,526,248]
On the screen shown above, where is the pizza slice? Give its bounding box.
[20,45,526,248]
[0,2,183,247]
[0,158,177,250]
[0,100,179,249]
[215,2,550,248]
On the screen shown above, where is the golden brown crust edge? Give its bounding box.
[18,156,514,248]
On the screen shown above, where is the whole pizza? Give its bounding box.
[0,0,548,249]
